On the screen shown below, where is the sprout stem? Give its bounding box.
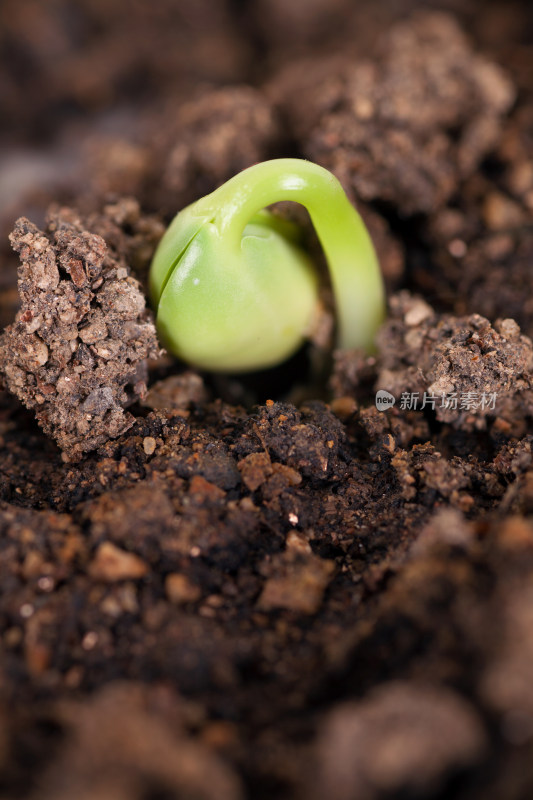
[195,159,385,352]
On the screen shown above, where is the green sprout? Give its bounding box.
[149,158,385,372]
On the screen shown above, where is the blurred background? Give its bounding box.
[0,0,530,145]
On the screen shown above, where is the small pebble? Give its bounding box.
[143,436,157,455]
[89,542,149,582]
[165,574,202,604]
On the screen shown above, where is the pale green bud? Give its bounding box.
[149,159,385,372]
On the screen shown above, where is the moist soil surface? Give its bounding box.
[1,2,533,799]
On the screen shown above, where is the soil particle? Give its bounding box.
[77,197,166,292]
[20,682,244,800]
[238,451,276,493]
[142,435,156,456]
[312,682,487,800]
[234,400,348,482]
[391,443,473,507]
[257,537,335,615]
[88,541,149,582]
[0,208,161,458]
[142,371,210,413]
[165,572,203,605]
[269,11,515,214]
[375,292,533,432]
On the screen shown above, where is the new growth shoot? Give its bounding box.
[149,158,385,372]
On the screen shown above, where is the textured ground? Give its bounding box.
[0,2,533,799]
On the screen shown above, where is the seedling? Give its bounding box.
[149,158,385,372]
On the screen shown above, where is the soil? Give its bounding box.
[0,2,533,799]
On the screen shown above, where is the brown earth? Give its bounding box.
[0,2,533,799]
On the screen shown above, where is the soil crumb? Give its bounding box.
[270,11,515,214]
[0,209,160,458]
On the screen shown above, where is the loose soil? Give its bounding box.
[0,2,533,799]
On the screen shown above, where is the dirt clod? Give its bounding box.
[0,209,161,458]
[270,11,515,214]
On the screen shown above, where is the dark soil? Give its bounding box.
[1,2,533,799]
